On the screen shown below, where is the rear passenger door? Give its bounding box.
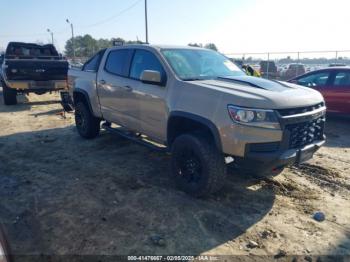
[326,70,350,114]
[97,48,140,130]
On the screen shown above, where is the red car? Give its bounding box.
[289,67,350,115]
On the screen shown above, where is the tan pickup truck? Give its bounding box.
[68,45,326,197]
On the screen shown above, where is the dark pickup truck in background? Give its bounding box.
[0,54,3,78]
[0,42,69,105]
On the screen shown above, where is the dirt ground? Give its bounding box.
[0,90,349,261]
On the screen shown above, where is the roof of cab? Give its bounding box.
[108,44,206,51]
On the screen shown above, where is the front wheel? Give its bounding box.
[170,133,226,197]
[2,83,17,105]
[75,101,100,139]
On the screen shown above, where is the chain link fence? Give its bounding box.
[225,50,350,80]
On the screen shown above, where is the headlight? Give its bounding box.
[227,105,280,129]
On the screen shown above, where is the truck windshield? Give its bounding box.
[161,48,245,81]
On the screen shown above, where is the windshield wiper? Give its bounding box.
[182,76,218,81]
[182,77,206,81]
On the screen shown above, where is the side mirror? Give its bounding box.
[140,70,162,85]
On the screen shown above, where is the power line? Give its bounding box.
[0,33,46,38]
[80,0,143,28]
[0,0,143,38]
[0,28,68,38]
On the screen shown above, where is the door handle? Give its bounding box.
[123,85,133,92]
[99,79,106,84]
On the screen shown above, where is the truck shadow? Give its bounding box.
[0,126,275,256]
[0,88,61,112]
[28,108,65,117]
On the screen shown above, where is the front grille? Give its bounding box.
[277,102,325,116]
[287,116,325,149]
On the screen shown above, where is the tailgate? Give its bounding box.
[5,59,68,81]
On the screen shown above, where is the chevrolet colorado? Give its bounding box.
[1,42,68,105]
[68,45,326,197]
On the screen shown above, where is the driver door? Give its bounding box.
[126,49,168,142]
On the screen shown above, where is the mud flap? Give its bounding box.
[60,91,74,112]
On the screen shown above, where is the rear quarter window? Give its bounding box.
[83,49,106,72]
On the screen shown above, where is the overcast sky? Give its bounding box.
[1,0,349,56]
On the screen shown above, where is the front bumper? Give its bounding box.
[234,139,325,173]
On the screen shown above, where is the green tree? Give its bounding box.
[126,40,144,44]
[65,35,142,58]
[65,34,98,57]
[204,43,218,51]
[188,43,202,47]
[97,38,112,50]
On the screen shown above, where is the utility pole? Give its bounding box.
[267,52,270,79]
[66,19,76,62]
[296,51,300,77]
[47,29,54,45]
[145,0,149,44]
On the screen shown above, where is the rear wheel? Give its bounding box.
[170,133,226,197]
[75,101,100,139]
[2,82,17,105]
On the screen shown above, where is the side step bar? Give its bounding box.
[101,122,168,153]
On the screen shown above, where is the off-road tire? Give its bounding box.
[75,101,100,139]
[2,82,17,105]
[170,133,226,197]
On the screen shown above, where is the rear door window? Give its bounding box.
[104,49,133,77]
[297,72,330,87]
[333,71,350,87]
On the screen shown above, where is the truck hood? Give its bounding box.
[190,76,324,109]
